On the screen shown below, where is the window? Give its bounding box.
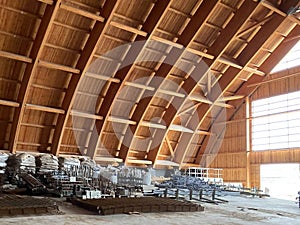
[271,41,300,73]
[251,91,300,151]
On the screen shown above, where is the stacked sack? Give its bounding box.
[18,153,36,174]
[0,153,9,185]
[0,153,9,174]
[6,153,36,174]
[59,156,81,176]
[36,154,59,174]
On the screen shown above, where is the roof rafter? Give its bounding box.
[51,0,120,156]
[148,0,261,167]
[8,0,62,153]
[194,0,300,167]
[119,0,221,165]
[87,0,173,159]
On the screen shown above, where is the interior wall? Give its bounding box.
[209,103,247,186]
[211,65,300,187]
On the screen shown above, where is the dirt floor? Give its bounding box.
[1,195,299,225]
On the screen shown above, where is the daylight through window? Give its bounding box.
[251,91,300,151]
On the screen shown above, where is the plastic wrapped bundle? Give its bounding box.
[0,153,9,174]
[6,153,36,175]
[17,153,36,174]
[78,157,97,178]
[58,156,81,169]
[36,154,59,174]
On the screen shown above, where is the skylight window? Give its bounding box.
[271,41,300,73]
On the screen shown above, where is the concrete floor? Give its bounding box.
[1,196,299,225]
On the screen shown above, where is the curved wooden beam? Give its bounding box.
[9,0,62,153]
[194,0,300,166]
[87,0,173,159]
[119,0,221,163]
[51,0,120,155]
[200,25,300,158]
[151,0,261,167]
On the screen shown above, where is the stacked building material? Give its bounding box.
[18,153,36,174]
[36,154,59,174]
[118,166,143,186]
[59,156,80,169]
[0,153,9,185]
[78,157,97,179]
[0,153,9,174]
[0,194,59,217]
[69,197,204,215]
[6,153,36,175]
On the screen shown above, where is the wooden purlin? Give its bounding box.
[149,0,261,166]
[119,0,220,163]
[194,1,300,166]
[87,0,173,159]
[8,1,62,153]
[51,0,120,156]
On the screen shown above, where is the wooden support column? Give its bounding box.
[246,97,251,188]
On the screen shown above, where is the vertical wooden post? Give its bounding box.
[246,97,251,188]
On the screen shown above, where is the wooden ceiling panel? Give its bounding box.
[117,88,143,103]
[171,0,198,13]
[115,0,153,22]
[0,81,18,101]
[40,47,80,67]
[95,36,129,58]
[33,67,72,89]
[207,4,234,28]
[143,105,166,120]
[0,35,32,56]
[70,0,105,9]
[47,25,88,51]
[55,8,95,31]
[105,25,136,42]
[194,25,220,47]
[27,86,65,107]
[0,2,42,39]
[158,11,190,35]
[21,109,58,126]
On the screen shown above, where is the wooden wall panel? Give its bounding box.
[250,164,260,188]
[251,149,300,164]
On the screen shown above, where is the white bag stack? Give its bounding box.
[36,154,59,174]
[17,153,36,174]
[0,153,9,174]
